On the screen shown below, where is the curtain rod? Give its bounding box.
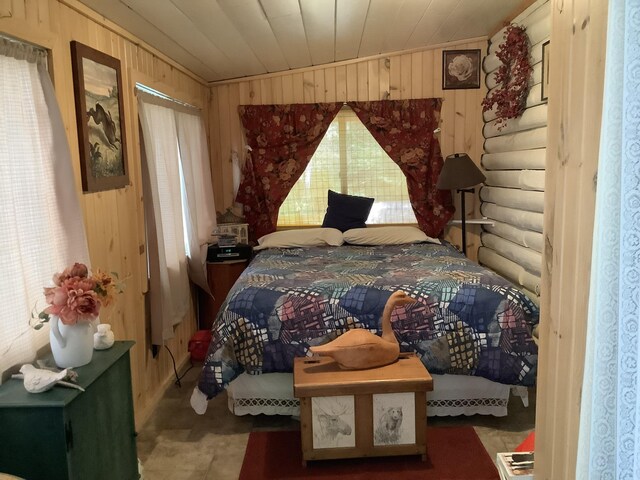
[0,33,47,53]
[135,83,200,114]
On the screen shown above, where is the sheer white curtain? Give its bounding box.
[138,100,191,345]
[0,37,90,378]
[138,92,216,344]
[175,110,216,293]
[577,0,640,477]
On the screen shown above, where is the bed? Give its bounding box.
[192,234,539,417]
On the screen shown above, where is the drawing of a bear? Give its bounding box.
[375,406,403,444]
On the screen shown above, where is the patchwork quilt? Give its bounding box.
[197,243,539,398]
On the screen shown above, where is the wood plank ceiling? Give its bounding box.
[77,0,521,83]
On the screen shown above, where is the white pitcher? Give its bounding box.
[49,315,94,368]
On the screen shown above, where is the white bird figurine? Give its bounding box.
[18,365,66,393]
[310,291,417,369]
[13,365,85,393]
[94,323,115,350]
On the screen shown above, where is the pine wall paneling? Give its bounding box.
[535,0,607,478]
[0,0,209,428]
[209,38,488,261]
[479,0,550,302]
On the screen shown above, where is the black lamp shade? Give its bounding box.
[437,153,486,190]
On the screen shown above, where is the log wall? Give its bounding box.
[479,0,550,302]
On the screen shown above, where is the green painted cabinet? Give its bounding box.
[0,341,138,480]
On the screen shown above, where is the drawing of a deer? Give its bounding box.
[315,401,352,441]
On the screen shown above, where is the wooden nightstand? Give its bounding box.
[198,260,249,330]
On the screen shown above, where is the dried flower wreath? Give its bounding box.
[482,24,533,129]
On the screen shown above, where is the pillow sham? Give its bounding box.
[321,190,375,232]
[254,228,344,250]
[343,226,441,246]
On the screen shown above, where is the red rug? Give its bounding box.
[239,426,499,479]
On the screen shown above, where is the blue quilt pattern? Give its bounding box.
[197,243,539,398]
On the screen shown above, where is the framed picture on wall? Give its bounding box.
[442,49,481,90]
[541,40,550,102]
[70,41,129,192]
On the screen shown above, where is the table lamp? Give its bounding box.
[436,153,486,255]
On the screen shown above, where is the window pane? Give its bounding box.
[278,107,416,226]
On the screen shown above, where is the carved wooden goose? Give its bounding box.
[309,291,417,369]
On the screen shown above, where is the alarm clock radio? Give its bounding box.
[206,243,252,262]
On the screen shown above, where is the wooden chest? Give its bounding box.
[293,353,433,464]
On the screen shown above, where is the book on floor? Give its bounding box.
[496,451,534,480]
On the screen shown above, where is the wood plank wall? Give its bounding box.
[209,39,488,261]
[0,0,208,428]
[535,0,608,478]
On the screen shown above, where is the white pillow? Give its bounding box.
[254,228,344,250]
[343,226,441,246]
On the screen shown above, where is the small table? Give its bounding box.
[198,259,249,330]
[0,342,138,480]
[293,353,433,465]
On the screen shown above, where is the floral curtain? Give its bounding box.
[236,103,341,240]
[347,99,454,237]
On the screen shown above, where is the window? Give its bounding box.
[278,107,416,226]
[137,87,216,345]
[1,37,90,376]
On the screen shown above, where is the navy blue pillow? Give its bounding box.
[321,190,374,232]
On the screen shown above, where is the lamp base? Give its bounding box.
[456,188,475,256]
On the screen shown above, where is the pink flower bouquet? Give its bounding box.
[34,263,122,327]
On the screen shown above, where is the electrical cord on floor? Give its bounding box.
[164,345,194,387]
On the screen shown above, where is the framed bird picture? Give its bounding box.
[70,41,129,192]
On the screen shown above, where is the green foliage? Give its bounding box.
[30,305,50,330]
